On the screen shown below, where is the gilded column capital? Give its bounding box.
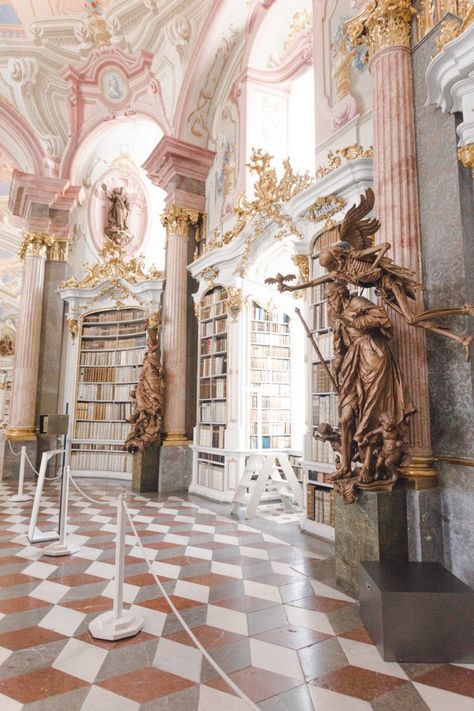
[346,0,416,59]
[161,204,199,237]
[458,143,474,169]
[19,231,54,260]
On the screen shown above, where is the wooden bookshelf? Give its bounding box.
[71,307,146,478]
[195,286,228,491]
[249,302,291,450]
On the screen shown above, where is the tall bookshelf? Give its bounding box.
[249,302,291,450]
[71,307,146,479]
[303,227,340,540]
[195,286,228,492]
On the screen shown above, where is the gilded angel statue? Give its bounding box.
[266,188,474,358]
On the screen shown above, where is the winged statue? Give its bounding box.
[265,188,474,358]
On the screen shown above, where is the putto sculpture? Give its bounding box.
[267,189,474,501]
[125,312,165,453]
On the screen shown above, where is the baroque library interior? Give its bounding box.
[0,1,473,710]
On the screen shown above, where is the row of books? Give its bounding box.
[251,305,289,324]
[197,451,225,464]
[313,394,338,427]
[76,402,130,420]
[200,318,227,337]
[200,401,227,423]
[249,435,291,449]
[250,408,291,422]
[198,424,226,448]
[82,336,145,351]
[82,324,145,337]
[71,448,133,473]
[252,321,289,334]
[250,382,291,397]
[83,309,144,323]
[250,422,291,435]
[311,438,338,464]
[250,357,290,371]
[200,288,227,307]
[312,363,336,394]
[310,332,333,361]
[200,379,226,399]
[252,344,290,359]
[308,469,335,484]
[80,348,144,366]
[250,394,290,409]
[197,461,225,491]
[251,370,290,384]
[79,366,141,384]
[200,355,226,377]
[306,484,335,525]
[200,335,227,355]
[250,332,290,346]
[77,383,132,401]
[75,421,130,440]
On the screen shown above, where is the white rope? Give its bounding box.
[68,473,122,506]
[123,502,260,711]
[7,440,21,457]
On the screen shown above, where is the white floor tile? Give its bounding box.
[39,605,86,635]
[53,638,107,682]
[193,524,215,533]
[0,646,12,665]
[15,545,44,561]
[101,581,140,603]
[243,580,281,603]
[185,546,213,561]
[174,515,195,523]
[308,685,372,711]
[262,533,289,545]
[338,638,408,680]
[153,638,202,682]
[271,561,305,578]
[207,604,249,636]
[80,685,140,711]
[145,523,169,533]
[29,580,69,604]
[150,561,181,579]
[239,546,269,560]
[158,507,179,516]
[310,580,356,603]
[90,515,111,524]
[250,638,304,680]
[130,605,166,637]
[199,685,250,711]
[0,692,24,711]
[132,515,154,524]
[211,561,243,579]
[128,545,157,562]
[74,546,102,561]
[163,533,189,545]
[22,560,57,579]
[284,604,334,635]
[85,561,116,579]
[214,534,241,545]
[174,580,210,603]
[414,682,474,711]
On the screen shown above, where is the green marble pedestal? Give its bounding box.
[335,488,408,598]
[131,444,160,494]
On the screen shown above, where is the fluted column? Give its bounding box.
[347,0,436,486]
[7,233,51,439]
[161,205,198,444]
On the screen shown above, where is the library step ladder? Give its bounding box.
[231,453,303,520]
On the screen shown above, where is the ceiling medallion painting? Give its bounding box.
[89,166,148,257]
[99,66,129,105]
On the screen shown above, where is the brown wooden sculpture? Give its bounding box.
[125,312,165,453]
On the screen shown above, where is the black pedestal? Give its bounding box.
[131,444,160,494]
[359,561,474,662]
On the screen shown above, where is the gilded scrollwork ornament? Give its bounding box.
[226,288,243,320]
[458,143,474,169]
[161,203,199,237]
[315,144,373,180]
[200,266,219,287]
[19,232,54,260]
[346,0,416,58]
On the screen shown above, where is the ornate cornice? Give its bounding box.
[199,266,219,287]
[346,0,416,59]
[19,231,53,260]
[161,204,199,237]
[316,144,373,179]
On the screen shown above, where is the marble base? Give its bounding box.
[0,436,38,482]
[158,444,192,494]
[335,488,408,598]
[131,444,160,494]
[406,488,444,564]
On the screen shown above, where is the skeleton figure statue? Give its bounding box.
[266,188,474,359]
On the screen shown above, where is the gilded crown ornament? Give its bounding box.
[346,0,416,58]
[161,204,199,237]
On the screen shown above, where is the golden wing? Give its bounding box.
[339,187,380,250]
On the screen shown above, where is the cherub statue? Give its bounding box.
[360,412,411,483]
[266,188,474,359]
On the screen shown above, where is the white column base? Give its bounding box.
[43,541,80,557]
[89,610,144,641]
[8,493,32,502]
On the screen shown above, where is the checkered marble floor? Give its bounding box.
[0,479,472,710]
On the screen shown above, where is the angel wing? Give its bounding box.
[264,273,296,285]
[339,187,380,250]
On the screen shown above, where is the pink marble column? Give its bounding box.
[7,236,49,439]
[348,1,437,485]
[144,136,215,445]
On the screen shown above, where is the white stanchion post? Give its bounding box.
[89,494,144,641]
[9,446,32,502]
[43,466,79,557]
